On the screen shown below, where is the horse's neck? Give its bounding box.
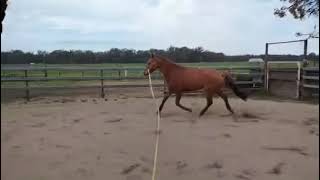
[158,59,181,80]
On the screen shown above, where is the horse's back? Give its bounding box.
[167,67,225,93]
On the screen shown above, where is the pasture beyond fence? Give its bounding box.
[1,62,318,101]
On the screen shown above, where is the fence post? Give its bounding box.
[296,62,302,100]
[124,69,128,79]
[303,39,308,60]
[24,70,30,101]
[303,39,311,66]
[100,69,105,98]
[264,43,269,93]
[118,70,121,80]
[44,68,48,78]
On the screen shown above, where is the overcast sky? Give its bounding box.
[1,0,319,55]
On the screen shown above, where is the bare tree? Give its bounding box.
[1,0,8,33]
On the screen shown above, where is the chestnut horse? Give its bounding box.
[144,54,248,116]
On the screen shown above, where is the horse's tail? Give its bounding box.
[223,72,248,101]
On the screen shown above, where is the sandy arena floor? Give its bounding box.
[1,95,319,180]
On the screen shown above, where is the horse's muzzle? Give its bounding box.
[144,69,149,76]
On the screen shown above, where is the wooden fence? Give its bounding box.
[1,66,264,101]
[302,67,319,98]
[266,61,319,99]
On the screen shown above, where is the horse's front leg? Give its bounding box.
[217,91,234,114]
[199,91,213,116]
[157,92,171,114]
[175,93,192,112]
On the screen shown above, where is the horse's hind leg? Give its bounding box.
[217,91,234,114]
[199,93,213,116]
[175,93,192,112]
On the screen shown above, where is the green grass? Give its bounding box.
[31,61,318,68]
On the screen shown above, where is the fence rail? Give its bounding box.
[1,66,262,71]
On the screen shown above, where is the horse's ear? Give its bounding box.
[151,53,154,58]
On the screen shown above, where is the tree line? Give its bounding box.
[1,46,319,64]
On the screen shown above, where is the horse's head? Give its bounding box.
[144,53,160,76]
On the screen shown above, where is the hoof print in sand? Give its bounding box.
[141,167,152,174]
[121,163,140,175]
[234,169,256,180]
[222,133,232,138]
[176,160,188,170]
[55,144,71,149]
[205,161,223,169]
[139,156,152,164]
[303,117,318,126]
[73,118,82,123]
[105,118,122,123]
[75,167,93,177]
[126,175,142,180]
[154,130,162,134]
[268,162,285,175]
[309,128,319,136]
[61,98,76,103]
[262,146,309,156]
[29,122,46,128]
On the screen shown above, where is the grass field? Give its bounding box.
[28,62,254,68]
[2,60,317,70]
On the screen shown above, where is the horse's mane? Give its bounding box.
[155,55,181,67]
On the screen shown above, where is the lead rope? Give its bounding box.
[147,69,161,180]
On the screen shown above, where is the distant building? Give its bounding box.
[302,59,309,67]
[248,58,264,63]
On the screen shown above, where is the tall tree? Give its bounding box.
[274,0,319,19]
[1,46,319,64]
[275,0,319,38]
